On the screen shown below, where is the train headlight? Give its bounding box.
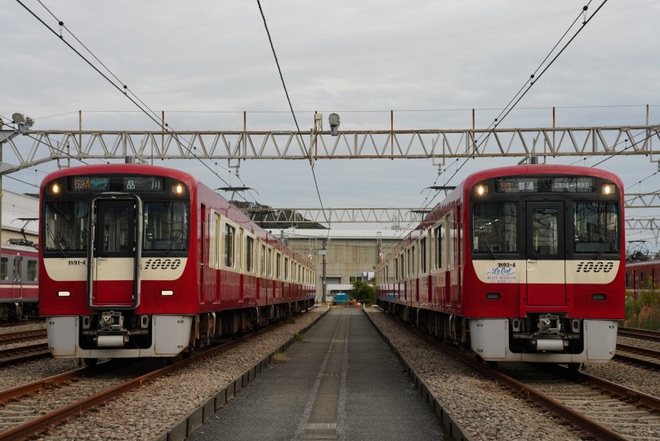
[160,289,174,296]
[601,183,615,195]
[172,183,185,195]
[475,184,488,196]
[57,290,71,297]
[49,182,61,195]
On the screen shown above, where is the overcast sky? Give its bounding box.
[2,1,660,245]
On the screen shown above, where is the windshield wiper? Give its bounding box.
[595,239,615,260]
[483,242,497,259]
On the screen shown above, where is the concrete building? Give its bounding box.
[2,190,39,246]
[268,228,407,302]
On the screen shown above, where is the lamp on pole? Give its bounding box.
[320,239,327,304]
[0,113,34,249]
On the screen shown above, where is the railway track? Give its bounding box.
[494,363,660,441]
[618,327,660,342]
[615,343,660,369]
[0,328,50,367]
[377,312,660,440]
[0,316,297,440]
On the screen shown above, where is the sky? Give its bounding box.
[2,1,660,247]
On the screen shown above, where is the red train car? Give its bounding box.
[0,243,39,321]
[624,258,660,293]
[39,164,315,361]
[375,164,625,366]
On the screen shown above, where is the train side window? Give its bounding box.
[246,236,255,273]
[260,244,267,276]
[276,253,282,280]
[284,257,289,281]
[434,225,443,270]
[224,224,235,268]
[420,237,427,274]
[267,248,273,277]
[0,257,7,281]
[27,260,37,282]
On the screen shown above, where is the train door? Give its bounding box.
[87,196,142,309]
[525,201,566,306]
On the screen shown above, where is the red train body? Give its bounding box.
[39,164,315,360]
[0,243,39,321]
[375,164,625,365]
[624,258,660,293]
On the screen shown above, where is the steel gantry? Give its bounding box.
[0,124,659,173]
[3,123,660,241]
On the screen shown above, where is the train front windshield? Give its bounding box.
[43,175,189,257]
[470,175,620,259]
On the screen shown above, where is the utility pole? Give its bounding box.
[320,239,327,304]
[0,114,33,249]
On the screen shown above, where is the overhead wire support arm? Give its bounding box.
[2,125,659,169]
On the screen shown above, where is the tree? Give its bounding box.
[350,279,375,305]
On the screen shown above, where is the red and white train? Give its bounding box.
[375,164,625,366]
[0,243,39,321]
[39,164,316,361]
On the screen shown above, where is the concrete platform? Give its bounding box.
[187,307,450,441]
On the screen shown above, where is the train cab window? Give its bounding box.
[143,201,189,253]
[0,257,7,281]
[43,201,89,253]
[472,202,517,255]
[573,201,619,254]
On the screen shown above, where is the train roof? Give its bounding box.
[39,163,313,268]
[416,163,623,232]
[41,163,202,188]
[460,163,623,188]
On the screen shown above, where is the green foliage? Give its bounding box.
[350,279,376,305]
[625,290,660,330]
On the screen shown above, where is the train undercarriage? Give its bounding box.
[377,300,618,365]
[46,298,315,363]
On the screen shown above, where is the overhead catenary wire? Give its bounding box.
[256,0,332,232]
[404,1,611,234]
[13,0,258,206]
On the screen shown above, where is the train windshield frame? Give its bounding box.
[470,174,621,260]
[42,174,190,258]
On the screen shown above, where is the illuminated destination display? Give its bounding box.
[494,176,597,193]
[69,176,165,192]
[71,176,110,191]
